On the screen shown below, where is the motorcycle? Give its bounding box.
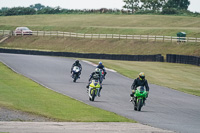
[71,66,80,82]
[88,79,101,101]
[131,86,148,111]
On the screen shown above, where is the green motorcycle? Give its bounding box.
[132,86,148,111]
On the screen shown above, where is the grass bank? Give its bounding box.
[0,62,134,122]
[1,36,200,57]
[0,14,200,37]
[84,59,200,97]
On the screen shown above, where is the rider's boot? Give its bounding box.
[130,97,134,102]
[143,98,146,106]
[98,87,102,97]
[86,84,89,88]
[78,73,81,79]
[86,84,89,93]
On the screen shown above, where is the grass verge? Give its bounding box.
[1,36,200,57]
[85,59,200,97]
[0,62,134,122]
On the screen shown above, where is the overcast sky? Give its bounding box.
[0,0,199,13]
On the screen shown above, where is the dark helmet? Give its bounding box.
[75,60,79,64]
[99,62,102,65]
[139,72,145,80]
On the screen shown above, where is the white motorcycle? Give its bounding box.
[71,66,80,82]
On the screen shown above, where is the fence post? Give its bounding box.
[37,31,38,36]
[171,36,172,43]
[43,31,45,37]
[84,33,85,38]
[155,36,156,42]
[196,38,197,43]
[132,35,134,40]
[69,32,71,37]
[140,35,141,41]
[163,36,164,42]
[3,30,4,35]
[119,34,120,40]
[112,34,113,39]
[98,34,100,39]
[147,35,149,42]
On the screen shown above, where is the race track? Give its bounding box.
[0,53,200,133]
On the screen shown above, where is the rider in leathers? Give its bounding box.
[130,72,149,103]
[71,60,82,78]
[86,68,102,97]
[96,62,107,79]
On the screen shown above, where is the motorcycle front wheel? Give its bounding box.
[91,89,96,101]
[73,74,77,82]
[137,99,143,111]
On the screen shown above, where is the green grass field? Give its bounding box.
[0,62,134,122]
[1,36,200,57]
[0,14,200,37]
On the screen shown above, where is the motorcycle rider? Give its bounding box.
[130,72,149,103]
[96,62,107,79]
[86,68,102,97]
[71,60,82,78]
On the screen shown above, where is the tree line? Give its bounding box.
[0,5,123,16]
[123,0,193,14]
[0,1,199,16]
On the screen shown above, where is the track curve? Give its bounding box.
[0,53,200,133]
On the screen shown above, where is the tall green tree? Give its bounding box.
[164,0,190,10]
[123,0,141,14]
[140,0,166,11]
[30,3,45,10]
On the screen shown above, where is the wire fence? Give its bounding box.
[1,30,200,43]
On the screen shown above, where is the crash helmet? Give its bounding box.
[99,62,102,65]
[139,72,145,80]
[75,60,79,64]
[95,68,100,73]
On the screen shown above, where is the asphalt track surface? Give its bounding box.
[0,53,200,133]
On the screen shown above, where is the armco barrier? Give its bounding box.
[167,54,200,66]
[0,48,163,62]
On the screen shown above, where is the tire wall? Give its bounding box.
[0,48,164,62]
[166,54,200,66]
